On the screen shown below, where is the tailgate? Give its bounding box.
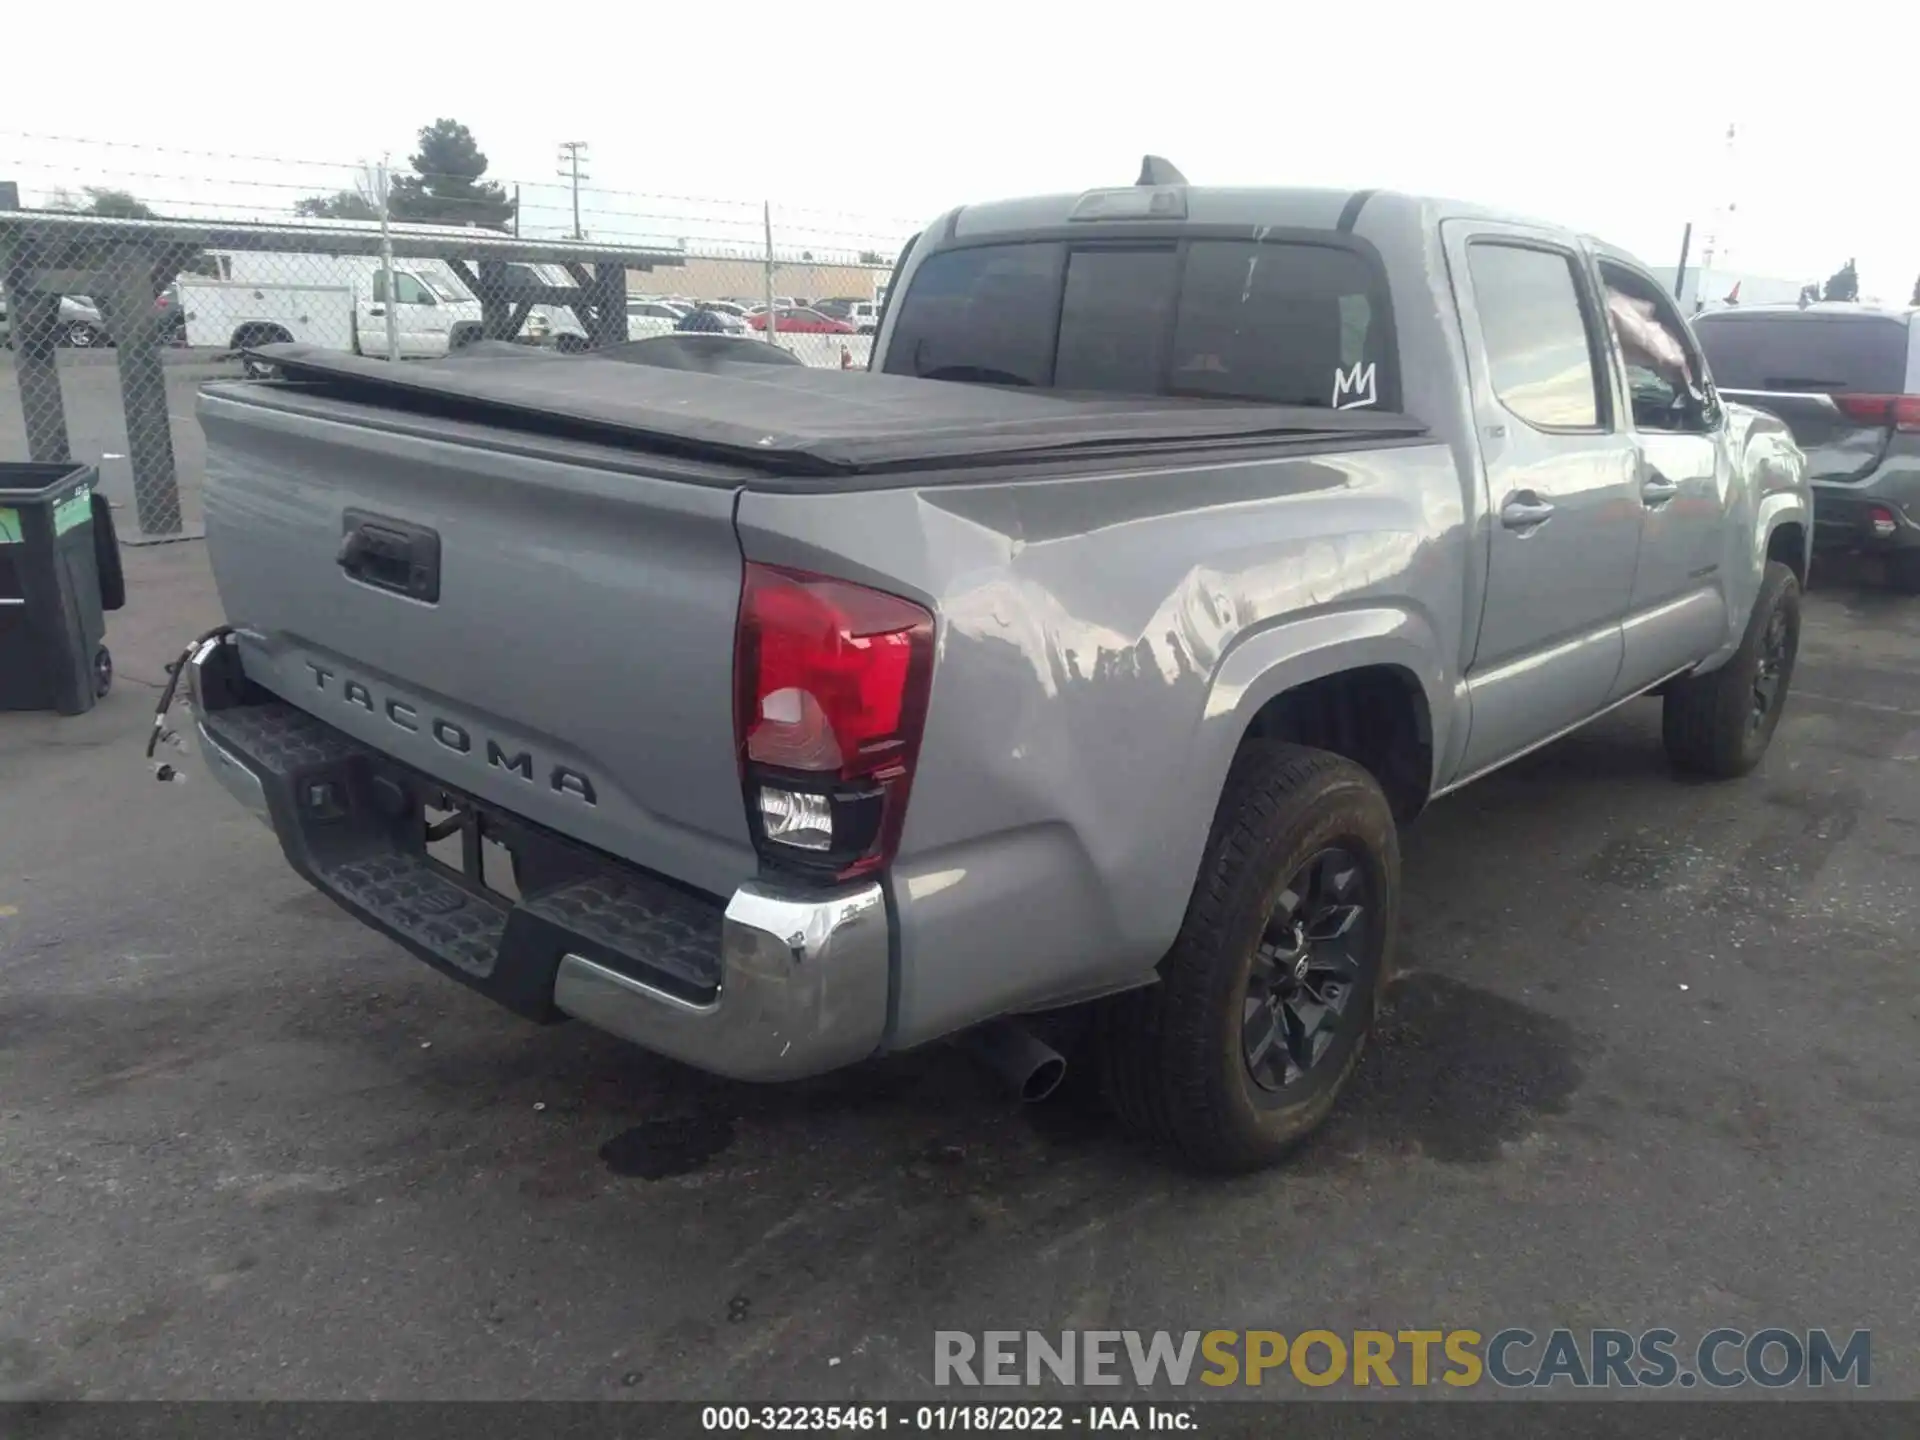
[197,385,754,899]
[1697,310,1911,484]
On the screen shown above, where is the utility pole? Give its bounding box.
[1694,121,1738,313]
[557,141,589,240]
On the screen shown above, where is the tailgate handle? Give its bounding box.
[337,510,440,603]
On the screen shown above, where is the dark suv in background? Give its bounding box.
[1693,303,1920,589]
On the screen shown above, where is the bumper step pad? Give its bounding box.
[200,698,724,1018]
[522,874,723,998]
[321,851,508,979]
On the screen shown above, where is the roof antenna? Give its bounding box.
[1136,155,1187,187]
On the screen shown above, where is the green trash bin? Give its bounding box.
[0,462,121,715]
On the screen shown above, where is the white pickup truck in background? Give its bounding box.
[180,251,485,369]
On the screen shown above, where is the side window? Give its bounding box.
[1467,243,1604,430]
[1600,263,1715,434]
[393,273,434,305]
[180,253,230,280]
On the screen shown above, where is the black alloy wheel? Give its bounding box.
[1242,847,1371,1092]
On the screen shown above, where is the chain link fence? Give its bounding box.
[1,146,912,541]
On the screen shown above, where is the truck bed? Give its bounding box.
[250,341,1427,479]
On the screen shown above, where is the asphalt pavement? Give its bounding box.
[1,536,1918,1403]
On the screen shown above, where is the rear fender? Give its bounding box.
[1188,602,1452,827]
[1701,404,1810,671]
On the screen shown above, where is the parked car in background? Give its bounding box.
[813,298,881,333]
[626,299,688,341]
[54,296,107,347]
[1692,303,1920,590]
[700,300,751,319]
[0,293,175,349]
[747,306,855,334]
[676,306,754,336]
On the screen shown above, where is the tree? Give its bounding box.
[1798,283,1821,308]
[1910,273,1920,307]
[1822,258,1859,303]
[295,190,380,221]
[858,250,885,265]
[387,119,514,229]
[82,186,158,220]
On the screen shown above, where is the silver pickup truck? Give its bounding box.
[181,167,1811,1172]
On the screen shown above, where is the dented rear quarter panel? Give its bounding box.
[737,439,1471,1047]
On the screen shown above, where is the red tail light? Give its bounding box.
[1835,394,1920,431]
[734,562,934,881]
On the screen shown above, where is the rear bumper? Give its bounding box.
[1813,479,1920,552]
[188,640,889,1082]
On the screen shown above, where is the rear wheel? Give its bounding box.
[1101,743,1398,1172]
[1663,561,1801,778]
[63,320,103,348]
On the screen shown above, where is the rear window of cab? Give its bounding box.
[882,237,1399,412]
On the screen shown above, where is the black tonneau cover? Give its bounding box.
[252,341,1426,477]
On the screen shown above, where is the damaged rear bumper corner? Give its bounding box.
[184,636,892,1084]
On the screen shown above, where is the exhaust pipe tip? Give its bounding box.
[958,1020,1067,1104]
[1020,1051,1068,1104]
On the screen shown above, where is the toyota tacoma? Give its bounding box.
[177,163,1811,1171]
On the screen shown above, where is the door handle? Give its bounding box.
[1641,470,1681,506]
[1500,494,1556,531]
[367,306,385,317]
[337,510,441,603]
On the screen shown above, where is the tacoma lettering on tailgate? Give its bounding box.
[304,661,597,805]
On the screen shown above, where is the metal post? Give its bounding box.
[378,157,399,362]
[2,268,70,463]
[558,142,589,241]
[1672,223,1692,304]
[100,244,182,536]
[512,184,521,239]
[762,202,777,348]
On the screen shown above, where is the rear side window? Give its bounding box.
[883,237,1398,408]
[1692,314,1910,394]
[1171,241,1389,408]
[1466,243,1603,429]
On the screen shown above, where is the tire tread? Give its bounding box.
[1102,742,1394,1172]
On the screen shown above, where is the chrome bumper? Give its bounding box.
[552,880,889,1082]
[195,716,273,824]
[190,641,273,825]
[187,640,890,1083]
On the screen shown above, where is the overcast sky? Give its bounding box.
[8,0,1918,298]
